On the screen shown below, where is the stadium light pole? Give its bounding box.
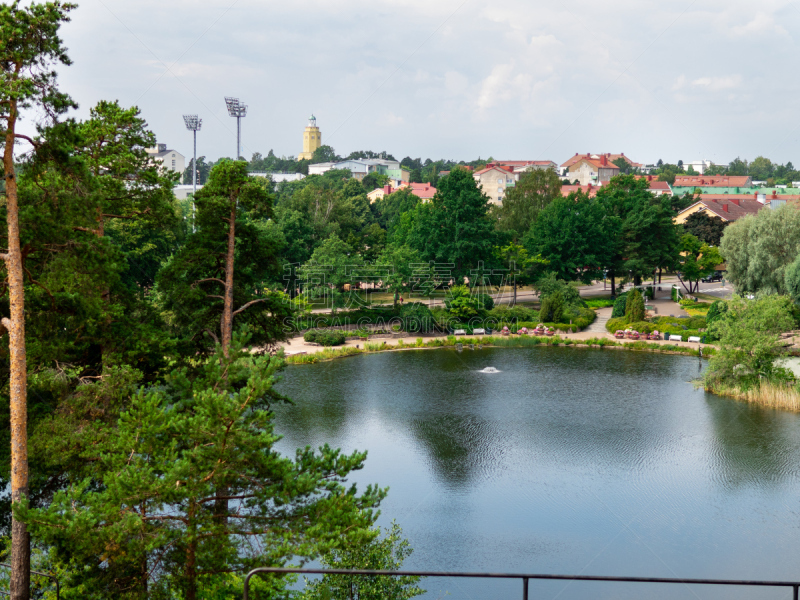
[182,114,202,195]
[183,114,202,230]
[224,96,247,160]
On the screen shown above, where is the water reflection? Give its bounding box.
[274,348,800,600]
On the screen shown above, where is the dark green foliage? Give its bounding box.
[785,254,800,304]
[612,292,629,318]
[304,329,347,346]
[491,167,561,240]
[23,337,385,598]
[625,288,645,323]
[400,302,434,333]
[540,291,565,323]
[299,521,424,600]
[534,273,585,308]
[683,211,728,246]
[524,193,615,283]
[706,300,728,325]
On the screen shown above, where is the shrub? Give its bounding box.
[400,302,434,333]
[488,305,539,323]
[535,273,585,308]
[706,300,728,325]
[611,293,629,318]
[585,297,615,309]
[304,329,347,346]
[540,291,565,323]
[625,288,645,323]
[671,286,682,303]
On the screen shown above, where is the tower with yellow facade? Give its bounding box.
[298,115,321,160]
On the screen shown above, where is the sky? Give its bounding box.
[21,0,800,166]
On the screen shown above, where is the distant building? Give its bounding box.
[473,165,516,205]
[560,152,642,177]
[674,195,767,225]
[249,172,306,184]
[488,160,557,175]
[146,143,185,175]
[684,160,714,175]
[298,115,322,161]
[563,154,620,186]
[368,182,437,203]
[635,175,672,196]
[308,158,408,186]
[560,184,599,198]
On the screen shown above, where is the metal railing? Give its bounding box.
[243,568,800,600]
[0,563,60,600]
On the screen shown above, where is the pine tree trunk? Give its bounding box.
[4,102,30,600]
[220,197,236,357]
[185,503,197,600]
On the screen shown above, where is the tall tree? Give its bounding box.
[407,167,496,282]
[676,234,723,294]
[158,160,291,356]
[490,167,561,240]
[0,2,75,596]
[683,211,727,246]
[524,192,617,284]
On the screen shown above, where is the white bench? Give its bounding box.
[668,334,683,342]
[454,329,466,336]
[473,328,486,335]
[688,336,702,343]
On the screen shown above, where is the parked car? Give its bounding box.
[701,272,723,283]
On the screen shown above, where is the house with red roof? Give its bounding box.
[487,160,557,175]
[635,175,672,196]
[563,154,620,186]
[473,165,516,205]
[674,196,767,225]
[561,152,642,176]
[366,182,438,203]
[560,184,599,198]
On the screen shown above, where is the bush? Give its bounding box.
[400,302,434,333]
[671,286,682,303]
[585,297,615,309]
[535,273,585,308]
[625,289,645,323]
[706,300,728,325]
[540,291,565,323]
[612,293,629,318]
[488,305,539,323]
[303,329,347,346]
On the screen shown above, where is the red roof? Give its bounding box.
[682,197,765,222]
[561,184,599,198]
[402,182,437,200]
[672,175,752,187]
[561,152,642,168]
[474,165,514,176]
[569,155,620,171]
[635,175,672,194]
[489,160,555,167]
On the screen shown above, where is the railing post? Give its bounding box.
[794,584,798,600]
[523,576,529,600]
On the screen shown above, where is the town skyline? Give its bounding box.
[21,0,800,165]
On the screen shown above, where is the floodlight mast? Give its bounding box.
[224,96,247,160]
[183,114,202,231]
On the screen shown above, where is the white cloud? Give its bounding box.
[730,12,788,37]
[691,75,743,91]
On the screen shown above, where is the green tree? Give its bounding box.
[612,157,635,175]
[299,522,424,600]
[361,171,390,192]
[719,204,800,295]
[524,192,616,284]
[22,337,385,599]
[683,211,727,246]
[0,2,76,594]
[298,233,364,312]
[677,234,723,293]
[311,144,340,164]
[749,156,774,181]
[704,295,796,388]
[625,288,645,323]
[490,168,561,239]
[495,242,547,305]
[183,155,211,185]
[407,167,496,282]
[378,245,422,309]
[727,157,749,176]
[157,160,291,356]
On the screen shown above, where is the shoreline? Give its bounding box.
[282,334,713,365]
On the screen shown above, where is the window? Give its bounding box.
[172,160,176,167]
[497,187,503,194]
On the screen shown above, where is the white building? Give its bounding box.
[250,172,306,184]
[146,143,185,175]
[684,160,714,175]
[307,158,408,186]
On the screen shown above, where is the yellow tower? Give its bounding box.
[298,114,321,160]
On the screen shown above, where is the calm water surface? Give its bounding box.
[273,347,800,600]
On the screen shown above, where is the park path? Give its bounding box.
[585,307,612,334]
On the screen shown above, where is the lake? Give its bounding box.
[273,347,800,600]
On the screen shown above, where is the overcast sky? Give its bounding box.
[25,0,800,166]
